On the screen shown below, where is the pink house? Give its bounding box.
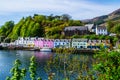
[34,38,54,49]
[34,38,42,48]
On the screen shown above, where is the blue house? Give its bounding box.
[54,39,71,48]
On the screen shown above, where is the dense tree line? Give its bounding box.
[0,14,83,41]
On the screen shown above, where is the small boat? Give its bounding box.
[40,47,52,52]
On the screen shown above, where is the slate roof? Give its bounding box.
[97,26,107,30]
[54,39,71,42]
[72,39,88,42]
[64,26,88,31]
[85,24,95,30]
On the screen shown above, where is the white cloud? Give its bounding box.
[0,0,120,25]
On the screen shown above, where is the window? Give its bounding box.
[73,43,75,45]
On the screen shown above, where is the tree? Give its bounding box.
[31,23,44,37]
[4,37,11,43]
[0,21,14,37]
[68,20,83,26]
[8,18,25,40]
[61,14,71,22]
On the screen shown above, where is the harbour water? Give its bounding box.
[0,50,93,80]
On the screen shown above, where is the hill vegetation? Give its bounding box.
[0,14,83,41]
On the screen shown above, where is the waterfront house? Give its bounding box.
[37,39,54,49]
[15,37,36,47]
[85,24,96,33]
[25,37,36,47]
[54,39,71,48]
[72,39,87,49]
[64,26,89,36]
[87,40,101,50]
[34,38,44,48]
[87,39,110,50]
[15,37,25,47]
[96,26,108,35]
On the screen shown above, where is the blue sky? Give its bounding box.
[0,0,120,25]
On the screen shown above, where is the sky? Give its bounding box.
[0,0,120,25]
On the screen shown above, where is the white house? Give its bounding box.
[96,26,108,35]
[15,37,36,47]
[54,39,71,48]
[72,39,87,49]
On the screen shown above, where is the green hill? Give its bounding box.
[0,14,83,41]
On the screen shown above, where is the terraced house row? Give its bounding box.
[11,37,110,50]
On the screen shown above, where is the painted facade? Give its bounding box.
[96,26,108,35]
[87,40,101,49]
[35,39,54,49]
[15,37,36,47]
[72,39,87,49]
[87,40,110,49]
[54,39,71,48]
[13,37,110,50]
[34,38,44,48]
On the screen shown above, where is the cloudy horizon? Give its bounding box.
[0,0,120,25]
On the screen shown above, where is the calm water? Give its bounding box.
[0,50,93,80]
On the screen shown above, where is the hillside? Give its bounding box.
[82,8,120,25]
[0,14,83,42]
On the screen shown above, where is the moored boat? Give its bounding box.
[40,47,52,52]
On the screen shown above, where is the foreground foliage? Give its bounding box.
[5,48,120,80]
[94,49,120,80]
[6,56,42,80]
[6,59,26,80]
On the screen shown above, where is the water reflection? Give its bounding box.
[35,51,53,62]
[0,50,54,80]
[0,50,93,80]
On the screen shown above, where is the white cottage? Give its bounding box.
[72,39,87,49]
[96,26,108,35]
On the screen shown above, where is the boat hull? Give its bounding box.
[40,48,52,52]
